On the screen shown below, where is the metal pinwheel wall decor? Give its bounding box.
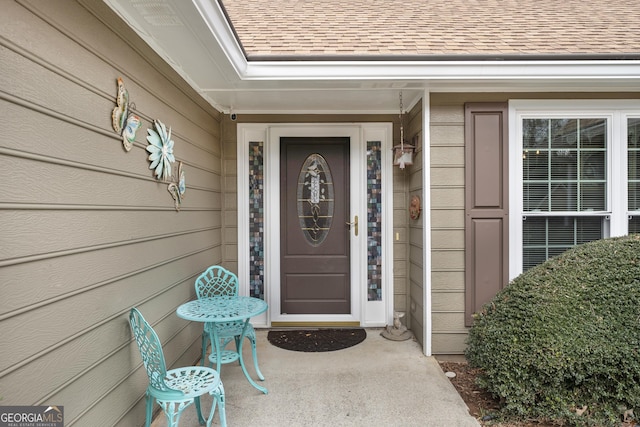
[111,77,186,211]
[146,119,175,181]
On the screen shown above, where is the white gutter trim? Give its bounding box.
[242,60,640,81]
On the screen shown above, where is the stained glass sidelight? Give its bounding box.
[249,141,265,299]
[367,141,383,301]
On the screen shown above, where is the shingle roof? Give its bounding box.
[219,0,640,59]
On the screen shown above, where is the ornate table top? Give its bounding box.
[176,296,267,323]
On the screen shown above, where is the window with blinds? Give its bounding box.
[511,101,640,277]
[629,118,640,234]
[522,118,607,270]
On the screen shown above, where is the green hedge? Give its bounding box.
[465,235,640,426]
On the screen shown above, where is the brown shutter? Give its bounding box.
[464,103,509,326]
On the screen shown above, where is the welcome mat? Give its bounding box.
[267,329,366,352]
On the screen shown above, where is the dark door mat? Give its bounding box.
[267,328,366,352]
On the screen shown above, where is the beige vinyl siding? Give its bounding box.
[429,98,466,355]
[404,101,424,342]
[1,1,222,426]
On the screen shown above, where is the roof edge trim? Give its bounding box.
[242,60,640,81]
[192,0,248,76]
[247,53,640,62]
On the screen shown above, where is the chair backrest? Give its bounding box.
[129,308,172,393]
[195,266,239,298]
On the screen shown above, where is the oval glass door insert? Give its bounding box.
[297,153,334,246]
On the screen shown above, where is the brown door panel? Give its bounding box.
[282,274,350,314]
[283,275,349,299]
[280,137,351,315]
[281,256,349,273]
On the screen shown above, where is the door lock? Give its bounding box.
[346,215,358,236]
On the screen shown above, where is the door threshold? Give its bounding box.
[270,321,361,328]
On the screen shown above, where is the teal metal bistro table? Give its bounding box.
[177,296,268,394]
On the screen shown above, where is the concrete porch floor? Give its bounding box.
[151,328,480,427]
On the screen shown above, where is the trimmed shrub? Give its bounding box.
[465,235,640,426]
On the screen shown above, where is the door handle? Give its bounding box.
[346,215,358,236]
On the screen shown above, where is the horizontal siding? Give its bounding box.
[431,271,465,291]
[406,101,424,342]
[431,208,465,228]
[432,229,464,249]
[431,187,464,208]
[431,333,469,355]
[1,228,220,316]
[432,292,465,311]
[431,166,464,186]
[430,100,468,355]
[1,1,222,426]
[409,279,424,339]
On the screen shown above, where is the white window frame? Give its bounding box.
[508,100,640,280]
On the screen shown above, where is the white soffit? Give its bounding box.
[103,0,640,114]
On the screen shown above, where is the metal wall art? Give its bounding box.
[146,119,175,181]
[409,195,421,220]
[167,161,186,211]
[111,77,141,151]
[110,77,186,211]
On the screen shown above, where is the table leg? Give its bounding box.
[211,325,222,374]
[237,319,268,394]
[198,326,222,426]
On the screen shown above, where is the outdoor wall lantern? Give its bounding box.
[392,91,415,169]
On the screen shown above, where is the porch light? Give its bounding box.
[392,91,415,169]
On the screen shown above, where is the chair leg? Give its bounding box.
[144,391,153,427]
[207,382,226,427]
[159,400,191,427]
[194,396,206,425]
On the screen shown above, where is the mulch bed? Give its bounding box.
[267,328,366,352]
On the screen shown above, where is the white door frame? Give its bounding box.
[237,123,393,327]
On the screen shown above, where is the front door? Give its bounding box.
[280,137,350,314]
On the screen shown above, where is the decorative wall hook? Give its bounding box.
[409,195,421,220]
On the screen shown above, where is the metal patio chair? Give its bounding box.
[129,308,226,427]
[195,266,264,380]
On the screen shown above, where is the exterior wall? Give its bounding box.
[430,96,468,354]
[1,2,223,425]
[405,102,425,340]
[222,114,408,318]
[429,92,639,356]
